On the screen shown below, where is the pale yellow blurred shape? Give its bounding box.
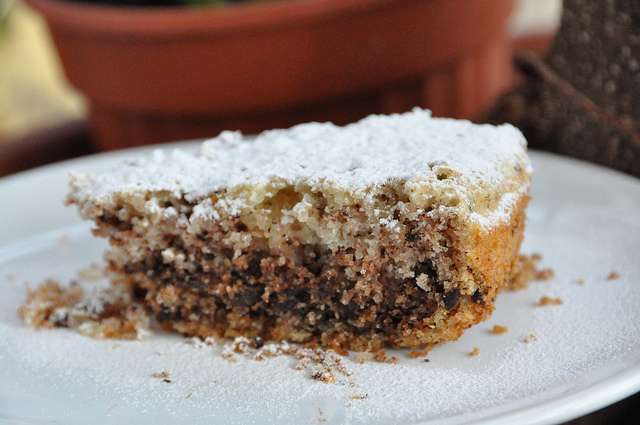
[0,0,85,141]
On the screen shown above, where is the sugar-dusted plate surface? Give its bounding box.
[1,145,639,425]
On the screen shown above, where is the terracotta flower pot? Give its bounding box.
[28,0,514,150]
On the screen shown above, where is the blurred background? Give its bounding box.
[0,0,561,175]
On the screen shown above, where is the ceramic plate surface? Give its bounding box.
[1,145,639,425]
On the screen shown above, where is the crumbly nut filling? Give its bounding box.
[18,280,150,340]
[83,179,528,351]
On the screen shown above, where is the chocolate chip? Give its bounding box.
[422,298,438,318]
[277,297,297,311]
[301,245,325,276]
[405,232,418,242]
[236,287,263,307]
[253,336,264,349]
[231,269,245,282]
[247,258,262,278]
[183,275,209,292]
[413,261,443,292]
[295,291,310,303]
[304,261,323,277]
[443,289,461,311]
[157,308,181,322]
[432,280,445,293]
[234,222,248,232]
[472,289,484,304]
[414,261,437,280]
[133,286,148,301]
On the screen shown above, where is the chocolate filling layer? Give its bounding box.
[119,242,461,344]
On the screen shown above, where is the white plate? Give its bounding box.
[1,145,639,425]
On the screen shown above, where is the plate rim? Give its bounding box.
[2,143,640,425]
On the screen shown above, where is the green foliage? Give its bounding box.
[0,0,15,36]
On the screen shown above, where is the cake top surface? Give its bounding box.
[71,109,529,202]
[69,109,530,229]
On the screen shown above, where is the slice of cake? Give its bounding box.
[67,109,531,351]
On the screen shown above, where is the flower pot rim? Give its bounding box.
[26,0,397,38]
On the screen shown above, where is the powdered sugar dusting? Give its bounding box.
[4,153,640,424]
[69,109,530,229]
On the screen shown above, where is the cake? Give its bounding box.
[67,109,531,352]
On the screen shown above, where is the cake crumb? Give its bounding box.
[352,353,368,363]
[489,324,509,335]
[537,296,563,307]
[351,393,368,400]
[534,268,555,281]
[151,371,171,383]
[373,350,399,364]
[509,253,555,290]
[576,278,585,285]
[522,333,537,343]
[327,340,349,356]
[18,278,150,340]
[468,347,480,357]
[310,370,336,384]
[217,337,353,385]
[18,280,83,328]
[607,271,621,281]
[408,349,430,358]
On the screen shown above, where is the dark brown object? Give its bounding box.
[27,0,514,150]
[0,120,94,178]
[488,0,640,177]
